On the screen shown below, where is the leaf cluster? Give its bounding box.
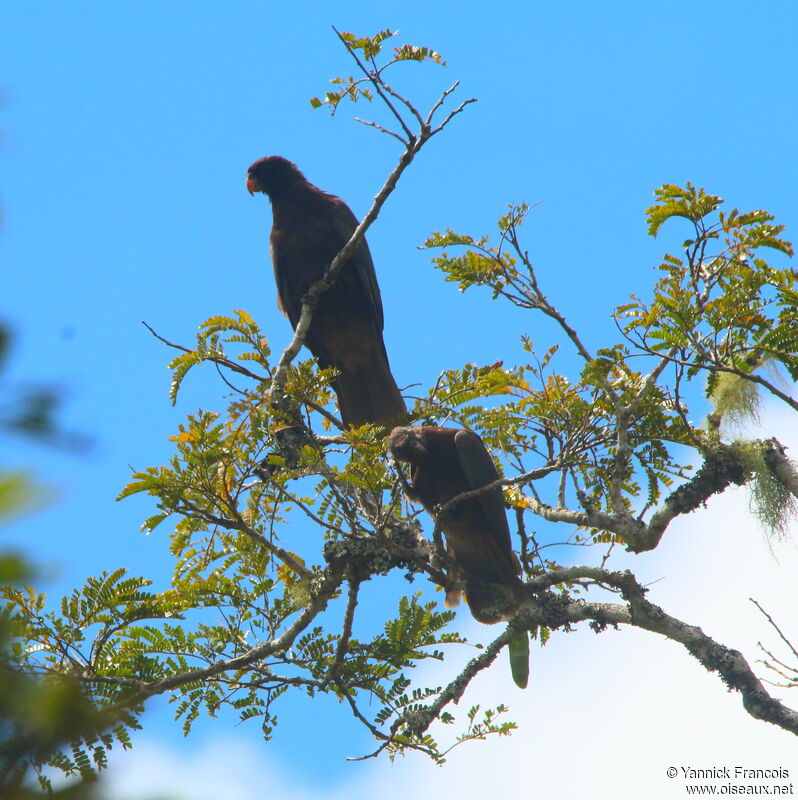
[621,183,797,394]
[310,29,446,114]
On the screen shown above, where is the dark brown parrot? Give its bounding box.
[388,425,531,688]
[246,156,406,428]
[387,425,527,624]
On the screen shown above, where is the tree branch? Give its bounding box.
[321,576,361,688]
[401,567,798,743]
[762,438,798,499]
[178,499,314,579]
[433,459,565,517]
[627,442,749,552]
[125,565,345,702]
[142,321,270,383]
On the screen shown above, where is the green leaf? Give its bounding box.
[645,183,723,237]
[393,44,447,65]
[0,471,44,520]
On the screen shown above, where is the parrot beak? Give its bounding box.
[246,175,259,196]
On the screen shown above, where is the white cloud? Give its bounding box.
[106,409,798,800]
[106,737,316,800]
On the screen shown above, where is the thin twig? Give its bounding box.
[142,321,270,383]
[332,26,415,144]
[751,598,798,660]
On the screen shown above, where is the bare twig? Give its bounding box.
[751,598,798,661]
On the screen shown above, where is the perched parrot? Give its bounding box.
[388,425,530,688]
[247,156,406,427]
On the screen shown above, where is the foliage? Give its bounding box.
[310,29,446,114]
[624,183,797,385]
[4,26,798,783]
[0,325,90,453]
[0,328,128,798]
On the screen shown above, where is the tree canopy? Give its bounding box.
[3,28,798,794]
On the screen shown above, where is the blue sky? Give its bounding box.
[3,1,798,796]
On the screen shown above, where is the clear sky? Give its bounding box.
[3,1,798,797]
